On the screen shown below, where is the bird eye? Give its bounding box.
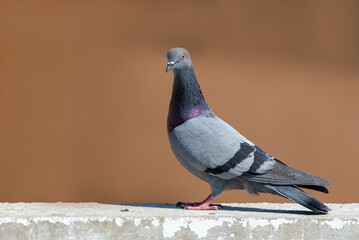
[181,54,186,60]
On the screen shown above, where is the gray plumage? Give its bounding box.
[166,47,330,213]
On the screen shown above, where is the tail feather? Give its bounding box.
[268,185,331,213]
[297,185,329,194]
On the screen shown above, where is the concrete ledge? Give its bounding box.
[0,203,358,239]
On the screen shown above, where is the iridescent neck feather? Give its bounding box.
[167,66,211,133]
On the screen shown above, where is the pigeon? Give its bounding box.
[165,47,331,213]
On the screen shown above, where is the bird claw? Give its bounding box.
[183,205,222,210]
[176,202,200,208]
[215,204,223,210]
[176,201,222,210]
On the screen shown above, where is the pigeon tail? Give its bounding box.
[268,185,331,213]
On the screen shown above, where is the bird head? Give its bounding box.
[166,48,192,73]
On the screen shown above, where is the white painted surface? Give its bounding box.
[0,203,358,240]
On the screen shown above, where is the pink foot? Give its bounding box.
[176,202,222,210]
[176,194,222,210]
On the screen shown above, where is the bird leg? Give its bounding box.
[176,194,222,210]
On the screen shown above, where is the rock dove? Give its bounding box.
[166,47,331,213]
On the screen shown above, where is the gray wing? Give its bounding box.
[242,160,331,186]
[169,113,275,180]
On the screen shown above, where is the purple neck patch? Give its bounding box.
[167,66,211,133]
[186,107,206,119]
[167,104,210,133]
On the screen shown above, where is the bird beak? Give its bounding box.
[166,60,175,73]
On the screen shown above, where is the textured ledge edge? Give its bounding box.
[0,203,358,240]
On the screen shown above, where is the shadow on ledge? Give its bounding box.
[105,203,321,215]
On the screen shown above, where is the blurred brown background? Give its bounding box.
[0,1,358,204]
